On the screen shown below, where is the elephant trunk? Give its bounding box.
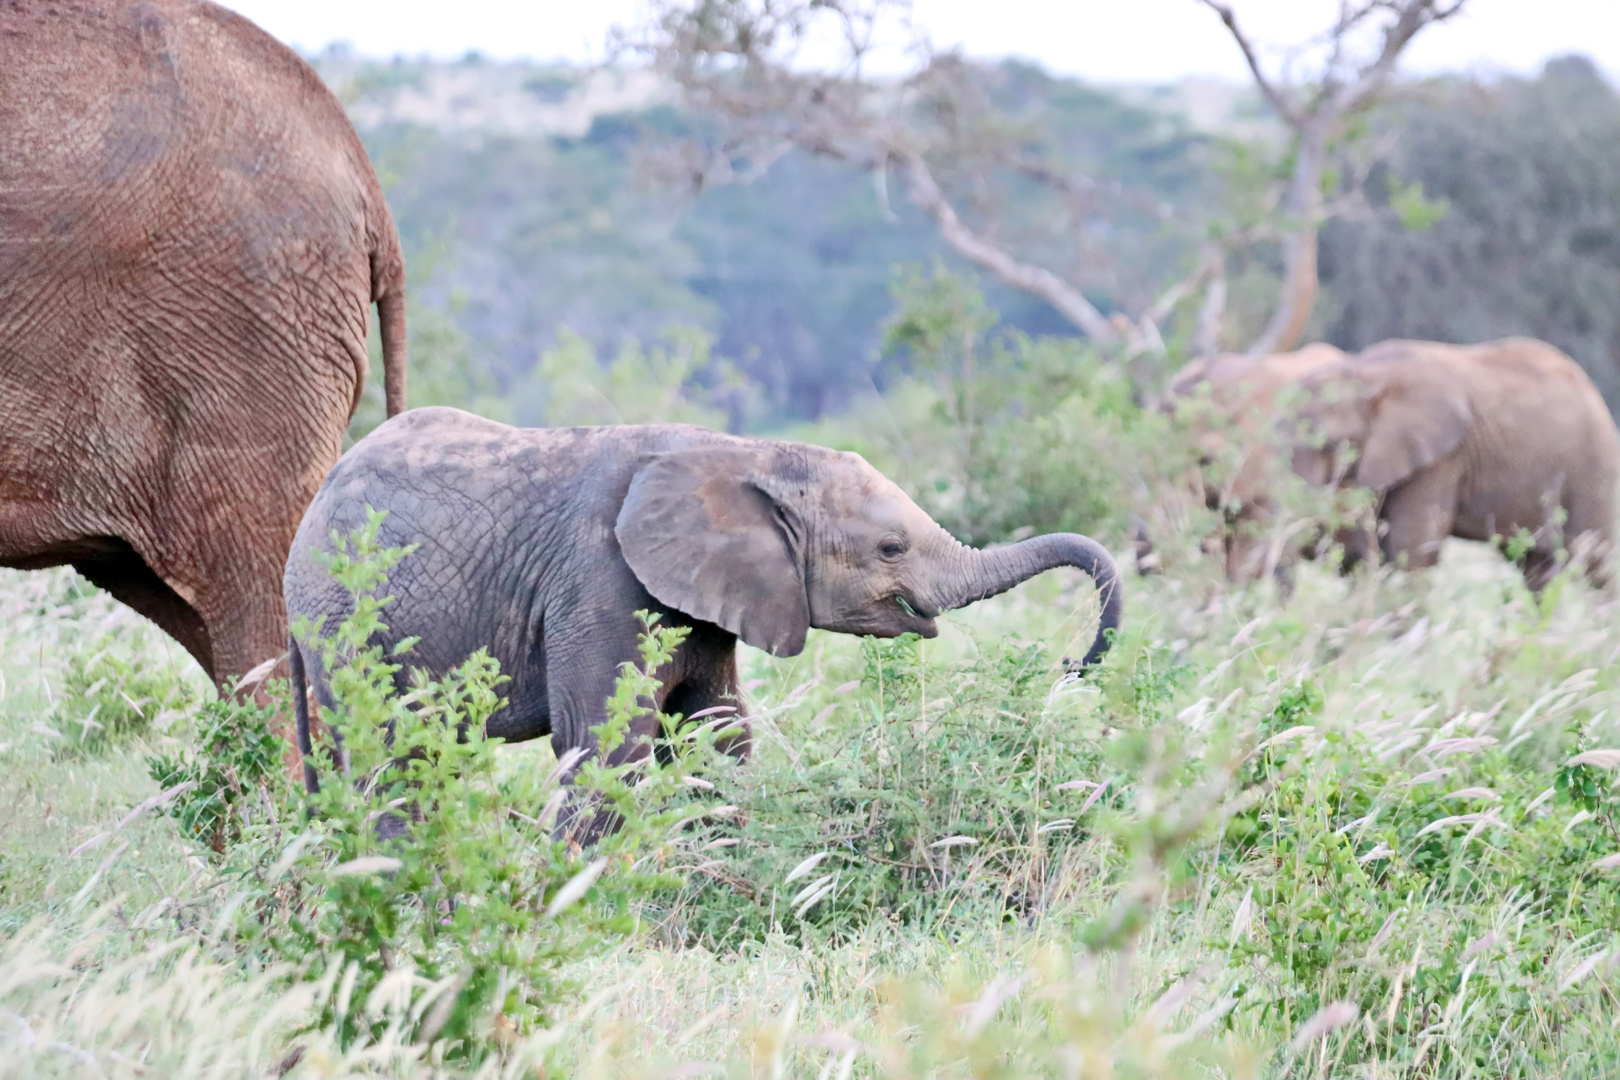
[922,532,1123,669]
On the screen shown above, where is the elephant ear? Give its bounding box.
[615,447,810,657]
[1355,367,1473,492]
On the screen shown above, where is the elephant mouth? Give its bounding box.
[891,593,939,638]
[814,594,938,639]
[895,593,939,620]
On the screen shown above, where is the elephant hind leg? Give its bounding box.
[1560,492,1616,590]
[10,535,219,677]
[1377,465,1461,572]
[72,541,215,676]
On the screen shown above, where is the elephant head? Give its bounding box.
[613,441,1122,668]
[1291,344,1474,495]
[1178,342,1475,582]
[1165,344,1351,580]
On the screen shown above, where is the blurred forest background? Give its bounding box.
[315,44,1620,514]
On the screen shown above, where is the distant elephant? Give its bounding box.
[285,408,1122,801]
[1166,344,1350,581]
[1163,343,1350,407]
[1175,338,1620,588]
[0,0,408,686]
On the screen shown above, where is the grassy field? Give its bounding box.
[2,534,1619,1077]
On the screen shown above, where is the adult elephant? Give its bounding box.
[1294,338,1618,588]
[285,409,1122,800]
[0,0,408,686]
[1176,338,1620,589]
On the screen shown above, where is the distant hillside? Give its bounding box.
[1113,77,1279,144]
[314,49,1620,422]
[314,49,1269,144]
[315,49,669,137]
[310,50,1225,425]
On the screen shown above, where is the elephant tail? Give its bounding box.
[290,636,320,795]
[369,197,410,418]
[377,288,409,418]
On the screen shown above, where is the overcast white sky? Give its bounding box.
[223,0,1618,84]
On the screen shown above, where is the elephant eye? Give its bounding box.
[878,538,907,560]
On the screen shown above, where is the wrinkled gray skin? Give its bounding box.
[285,408,1121,832]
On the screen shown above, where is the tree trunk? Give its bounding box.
[1248,127,1327,355]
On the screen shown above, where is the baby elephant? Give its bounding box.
[285,408,1121,798]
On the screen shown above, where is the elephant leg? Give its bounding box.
[1521,549,1563,593]
[1519,487,1594,594]
[1223,508,1270,582]
[0,533,216,673]
[667,688,750,762]
[1569,532,1613,591]
[141,546,286,690]
[70,538,215,675]
[547,648,655,770]
[544,619,660,846]
[546,613,746,844]
[1329,499,1380,574]
[194,576,289,689]
[151,458,331,689]
[1561,487,1616,590]
[658,621,749,764]
[1377,465,1460,572]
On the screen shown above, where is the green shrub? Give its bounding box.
[146,688,291,855]
[144,512,718,1061]
[55,643,194,756]
[800,263,1206,557]
[651,624,1210,948]
[516,325,757,430]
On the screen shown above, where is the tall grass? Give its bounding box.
[3,275,1619,1075]
[2,534,1618,1075]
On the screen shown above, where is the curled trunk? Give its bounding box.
[924,533,1123,669]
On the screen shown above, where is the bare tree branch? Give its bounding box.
[896,148,1120,344]
[1204,0,1470,353]
[634,0,1466,370]
[1332,0,1467,115]
[1143,243,1223,327]
[1197,0,1305,127]
[1195,260,1228,358]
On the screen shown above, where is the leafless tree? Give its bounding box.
[623,0,1465,361]
[1200,0,1467,354]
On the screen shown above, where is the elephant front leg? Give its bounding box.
[544,617,745,845]
[544,626,663,847]
[660,622,750,764]
[1377,465,1460,572]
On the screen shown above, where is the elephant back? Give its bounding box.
[0,1,398,445]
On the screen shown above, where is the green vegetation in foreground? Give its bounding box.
[3,524,1620,1074]
[6,279,1620,1075]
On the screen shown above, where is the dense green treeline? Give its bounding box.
[324,51,1221,426]
[1320,55,1620,407]
[324,51,1620,424]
